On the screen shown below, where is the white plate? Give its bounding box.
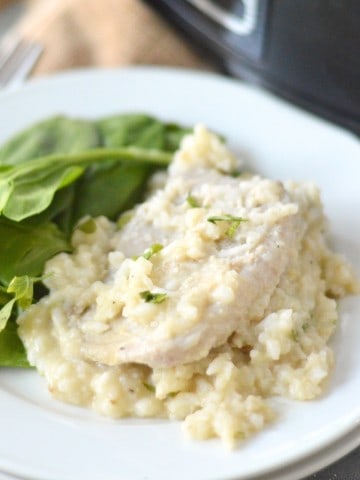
[0,68,359,480]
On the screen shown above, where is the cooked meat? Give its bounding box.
[79,156,302,368]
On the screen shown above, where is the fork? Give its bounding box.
[0,34,43,89]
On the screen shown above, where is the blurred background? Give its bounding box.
[0,0,359,134]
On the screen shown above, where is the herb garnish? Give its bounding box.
[139,291,167,304]
[207,214,247,238]
[142,244,164,260]
[186,194,200,208]
[77,218,97,234]
[143,382,156,393]
[133,243,163,261]
[290,329,299,342]
[117,211,133,230]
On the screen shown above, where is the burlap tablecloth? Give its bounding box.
[3,0,213,75]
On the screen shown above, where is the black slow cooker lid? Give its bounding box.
[149,0,360,136]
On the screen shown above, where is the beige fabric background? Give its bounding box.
[0,0,15,7]
[2,0,213,76]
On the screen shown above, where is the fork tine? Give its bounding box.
[0,36,22,70]
[0,37,43,88]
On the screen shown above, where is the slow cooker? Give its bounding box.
[149,0,360,135]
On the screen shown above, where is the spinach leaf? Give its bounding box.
[0,113,191,368]
[0,285,12,306]
[163,123,192,151]
[71,162,152,223]
[0,217,70,284]
[0,116,100,166]
[97,114,191,151]
[28,185,76,226]
[98,114,166,149]
[1,165,84,222]
[0,113,190,225]
[69,114,190,224]
[0,320,30,367]
[0,147,171,222]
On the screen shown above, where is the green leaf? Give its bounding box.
[97,114,190,152]
[162,123,192,151]
[7,276,34,310]
[0,147,172,222]
[70,162,152,225]
[0,114,190,226]
[68,114,190,227]
[0,320,30,367]
[2,165,84,221]
[0,298,16,332]
[0,113,191,368]
[27,185,76,226]
[139,291,167,304]
[98,114,166,150]
[0,116,100,166]
[0,217,71,284]
[0,285,12,306]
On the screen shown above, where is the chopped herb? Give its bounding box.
[143,382,155,393]
[207,214,247,238]
[186,194,200,208]
[167,392,178,398]
[226,220,243,238]
[77,218,97,234]
[117,211,133,230]
[290,329,299,342]
[207,214,246,224]
[133,243,163,261]
[140,290,167,304]
[230,169,243,178]
[142,243,163,260]
[302,323,310,331]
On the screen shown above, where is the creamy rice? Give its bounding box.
[18,126,358,447]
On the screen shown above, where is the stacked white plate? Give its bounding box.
[0,68,359,480]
